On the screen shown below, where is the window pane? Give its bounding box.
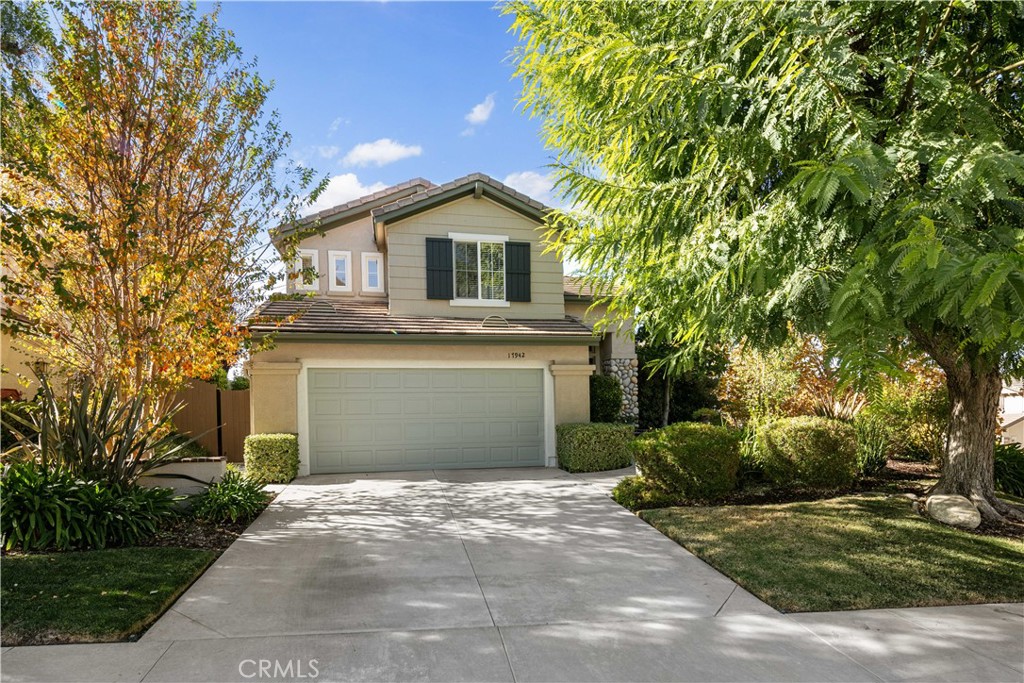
[479,243,504,300]
[367,258,379,289]
[334,257,347,287]
[454,242,478,298]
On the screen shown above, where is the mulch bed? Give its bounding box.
[143,495,275,551]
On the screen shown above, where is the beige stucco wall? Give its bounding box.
[1002,419,1023,445]
[1,329,40,398]
[564,300,636,360]
[386,196,565,319]
[249,361,300,434]
[288,214,387,300]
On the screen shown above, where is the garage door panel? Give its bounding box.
[343,372,372,390]
[308,368,545,473]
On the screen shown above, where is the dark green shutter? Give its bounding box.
[505,241,531,302]
[425,237,454,300]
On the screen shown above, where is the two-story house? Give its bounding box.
[247,173,637,476]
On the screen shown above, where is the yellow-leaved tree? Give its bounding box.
[2,2,319,419]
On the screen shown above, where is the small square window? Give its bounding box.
[362,252,384,293]
[293,249,318,292]
[328,251,352,293]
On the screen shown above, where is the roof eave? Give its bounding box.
[249,330,598,345]
[373,181,549,228]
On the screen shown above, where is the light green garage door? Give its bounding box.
[307,368,545,473]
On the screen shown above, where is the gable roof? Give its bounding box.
[274,177,436,240]
[249,298,596,343]
[372,172,551,227]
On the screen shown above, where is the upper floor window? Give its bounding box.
[453,237,505,302]
[362,252,384,293]
[294,249,318,292]
[328,250,352,293]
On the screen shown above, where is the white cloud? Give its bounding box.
[464,93,496,126]
[502,170,556,207]
[342,138,423,167]
[327,117,348,137]
[317,145,340,159]
[303,173,388,215]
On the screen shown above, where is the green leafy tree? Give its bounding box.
[509,1,1024,520]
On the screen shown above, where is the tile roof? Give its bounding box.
[371,172,550,224]
[249,298,596,340]
[563,275,618,300]
[275,178,437,237]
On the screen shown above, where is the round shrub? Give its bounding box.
[631,422,741,501]
[557,423,634,473]
[590,374,623,423]
[611,475,681,511]
[759,416,858,488]
[243,433,299,483]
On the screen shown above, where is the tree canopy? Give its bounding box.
[509,0,1024,519]
[1,2,317,414]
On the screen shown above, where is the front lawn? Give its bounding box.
[641,494,1024,612]
[1,547,217,645]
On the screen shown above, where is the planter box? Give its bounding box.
[140,457,227,496]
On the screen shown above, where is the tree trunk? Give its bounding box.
[926,350,1022,522]
[661,375,672,428]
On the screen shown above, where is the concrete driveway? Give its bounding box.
[3,467,1022,682]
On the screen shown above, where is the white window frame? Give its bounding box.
[449,232,510,307]
[293,249,319,292]
[361,252,384,293]
[327,250,353,293]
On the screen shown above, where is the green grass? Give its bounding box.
[1,547,217,645]
[641,494,1024,612]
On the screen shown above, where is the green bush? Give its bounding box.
[864,377,949,462]
[244,433,299,483]
[611,475,681,511]
[13,373,194,486]
[557,423,634,473]
[759,416,858,488]
[590,375,623,423]
[854,414,889,477]
[1,463,177,551]
[191,467,269,523]
[230,375,251,391]
[631,422,740,501]
[994,442,1024,498]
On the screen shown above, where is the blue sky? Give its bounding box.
[205,1,558,213]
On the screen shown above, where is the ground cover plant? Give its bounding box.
[1,547,216,646]
[641,495,1024,612]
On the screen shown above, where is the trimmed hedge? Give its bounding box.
[590,375,623,423]
[244,433,299,483]
[632,422,740,501]
[557,423,634,473]
[759,416,858,488]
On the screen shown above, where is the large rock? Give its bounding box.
[925,494,982,529]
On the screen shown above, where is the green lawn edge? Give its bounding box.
[640,494,1024,613]
[1,547,218,646]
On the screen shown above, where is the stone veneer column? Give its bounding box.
[603,358,639,424]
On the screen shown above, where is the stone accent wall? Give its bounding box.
[603,358,639,424]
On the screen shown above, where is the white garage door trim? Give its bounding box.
[296,359,556,476]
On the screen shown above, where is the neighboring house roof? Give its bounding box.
[249,299,597,341]
[372,173,551,227]
[1003,414,1024,430]
[563,275,618,302]
[274,178,437,240]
